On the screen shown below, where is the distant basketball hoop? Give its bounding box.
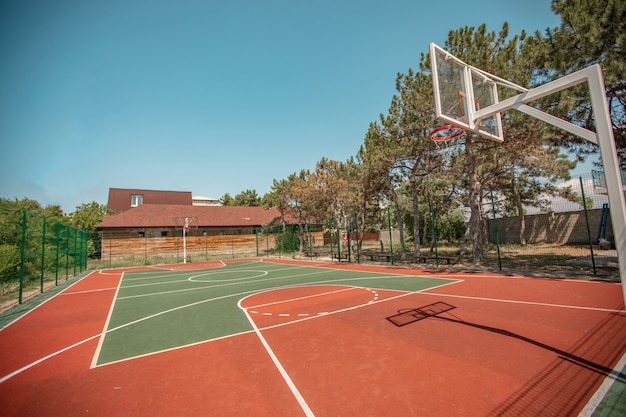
[175,217,198,264]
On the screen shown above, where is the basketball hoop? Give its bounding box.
[174,217,198,264]
[430,124,465,142]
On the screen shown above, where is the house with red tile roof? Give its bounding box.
[95,203,294,261]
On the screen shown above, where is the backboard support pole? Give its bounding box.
[489,65,626,307]
[587,66,626,308]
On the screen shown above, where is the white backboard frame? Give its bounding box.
[429,42,626,308]
[430,43,504,142]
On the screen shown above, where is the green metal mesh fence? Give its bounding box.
[0,210,88,309]
[99,223,384,266]
[480,171,619,277]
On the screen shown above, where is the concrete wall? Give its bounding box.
[488,208,612,245]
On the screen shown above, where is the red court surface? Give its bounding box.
[0,261,624,416]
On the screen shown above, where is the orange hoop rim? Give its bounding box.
[430,124,465,141]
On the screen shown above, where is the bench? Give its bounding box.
[415,255,458,265]
[331,253,350,261]
[368,253,393,263]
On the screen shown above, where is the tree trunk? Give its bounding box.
[425,210,433,253]
[510,166,527,246]
[465,137,483,263]
[410,179,421,257]
[389,188,406,259]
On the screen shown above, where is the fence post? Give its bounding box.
[347,227,352,263]
[336,227,341,261]
[18,210,26,304]
[491,191,502,271]
[328,219,334,260]
[73,227,78,276]
[108,231,112,269]
[81,230,87,272]
[354,214,360,264]
[55,222,60,286]
[40,215,46,293]
[580,177,597,275]
[65,225,70,280]
[428,198,439,267]
[144,231,147,263]
[387,206,394,265]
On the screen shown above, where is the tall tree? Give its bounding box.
[442,23,520,261]
[382,68,452,258]
[440,23,573,259]
[529,0,626,163]
[490,30,576,245]
[70,201,112,258]
[233,189,261,206]
[358,122,408,255]
[219,193,234,206]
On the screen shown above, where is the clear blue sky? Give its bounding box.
[0,0,566,213]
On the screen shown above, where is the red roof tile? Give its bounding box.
[96,205,284,229]
[107,188,192,212]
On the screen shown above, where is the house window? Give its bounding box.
[131,194,143,207]
[138,231,145,238]
[161,231,168,237]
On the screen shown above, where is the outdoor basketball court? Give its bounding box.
[0,258,624,416]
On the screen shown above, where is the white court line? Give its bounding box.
[239,302,316,417]
[0,270,103,331]
[578,351,626,417]
[423,291,626,313]
[90,270,125,368]
[0,333,101,384]
[0,265,454,383]
[246,286,361,309]
[60,288,118,296]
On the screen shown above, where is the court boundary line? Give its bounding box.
[90,271,125,368]
[0,263,463,380]
[245,285,369,310]
[92,280,453,368]
[0,270,99,331]
[115,263,442,301]
[238,283,452,333]
[424,291,626,313]
[241,306,316,417]
[0,333,102,384]
[578,351,626,417]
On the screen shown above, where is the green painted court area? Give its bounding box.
[96,260,455,365]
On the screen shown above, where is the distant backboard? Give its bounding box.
[430,43,504,142]
[174,216,198,230]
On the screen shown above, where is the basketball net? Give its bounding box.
[430,124,465,154]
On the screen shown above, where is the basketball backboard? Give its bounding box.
[430,43,504,142]
[429,41,626,307]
